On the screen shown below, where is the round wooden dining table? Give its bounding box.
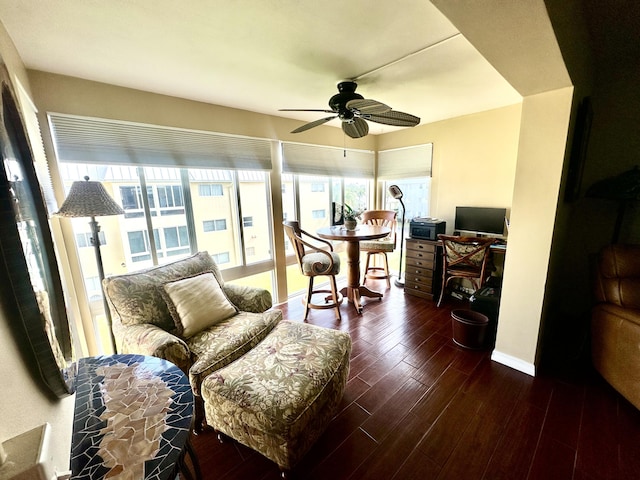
[317,224,391,314]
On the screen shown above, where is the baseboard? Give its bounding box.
[491,350,536,377]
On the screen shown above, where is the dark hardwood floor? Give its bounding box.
[188,280,640,480]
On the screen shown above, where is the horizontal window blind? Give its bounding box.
[282,142,375,178]
[378,143,433,179]
[48,113,273,170]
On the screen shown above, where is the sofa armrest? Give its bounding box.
[223,283,273,313]
[113,322,192,373]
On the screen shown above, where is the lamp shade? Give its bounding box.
[55,176,124,218]
[388,184,403,200]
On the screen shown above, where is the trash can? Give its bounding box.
[451,309,490,349]
[470,286,501,349]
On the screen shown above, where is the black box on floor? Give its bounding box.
[470,285,501,348]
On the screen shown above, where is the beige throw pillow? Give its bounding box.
[161,271,237,338]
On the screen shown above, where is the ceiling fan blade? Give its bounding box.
[346,98,391,114]
[291,115,337,133]
[362,110,420,127]
[280,108,336,113]
[342,117,369,138]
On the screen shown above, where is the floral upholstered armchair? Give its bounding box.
[102,251,282,431]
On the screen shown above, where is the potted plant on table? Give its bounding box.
[343,204,362,230]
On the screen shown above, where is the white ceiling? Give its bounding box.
[0,0,522,135]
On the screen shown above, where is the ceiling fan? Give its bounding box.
[280,81,420,139]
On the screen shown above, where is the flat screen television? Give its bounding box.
[454,206,507,236]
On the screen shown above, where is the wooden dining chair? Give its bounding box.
[283,220,343,320]
[437,234,496,307]
[360,210,397,288]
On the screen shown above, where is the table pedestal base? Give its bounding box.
[340,285,383,314]
[316,225,391,315]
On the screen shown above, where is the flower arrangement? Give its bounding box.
[342,204,364,230]
[342,204,363,221]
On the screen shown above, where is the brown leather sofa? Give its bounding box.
[592,244,640,410]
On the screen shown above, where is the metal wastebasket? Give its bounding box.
[451,309,490,349]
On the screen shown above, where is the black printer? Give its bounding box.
[409,217,446,240]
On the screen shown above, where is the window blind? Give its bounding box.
[48,113,273,170]
[282,142,375,178]
[378,143,433,179]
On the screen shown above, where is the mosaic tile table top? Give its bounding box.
[71,354,193,480]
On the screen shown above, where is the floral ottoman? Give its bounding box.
[202,320,351,472]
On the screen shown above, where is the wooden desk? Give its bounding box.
[71,354,199,480]
[317,225,390,313]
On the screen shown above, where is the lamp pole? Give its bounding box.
[388,185,406,288]
[89,216,117,353]
[394,196,406,287]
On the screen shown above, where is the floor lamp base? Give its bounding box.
[394,277,405,288]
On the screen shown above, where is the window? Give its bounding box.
[203,219,227,232]
[85,276,102,302]
[212,252,230,264]
[165,226,188,247]
[383,177,431,220]
[52,120,276,351]
[289,174,371,234]
[75,231,106,247]
[120,185,155,218]
[311,182,325,192]
[199,183,223,196]
[127,230,151,262]
[157,185,184,209]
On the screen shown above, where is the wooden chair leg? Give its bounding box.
[382,252,390,288]
[437,273,448,307]
[304,276,314,320]
[329,275,341,320]
[363,252,373,285]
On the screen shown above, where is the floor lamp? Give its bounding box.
[388,185,406,287]
[56,176,124,353]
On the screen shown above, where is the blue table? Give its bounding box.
[70,354,199,480]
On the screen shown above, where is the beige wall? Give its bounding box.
[495,87,574,369]
[0,21,74,475]
[378,104,522,227]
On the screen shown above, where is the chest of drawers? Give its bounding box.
[404,238,441,300]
